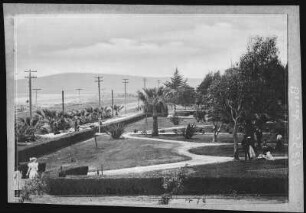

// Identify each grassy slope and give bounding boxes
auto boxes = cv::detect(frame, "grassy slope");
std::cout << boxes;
[107,159,288,179]
[189,144,288,158]
[39,134,190,174]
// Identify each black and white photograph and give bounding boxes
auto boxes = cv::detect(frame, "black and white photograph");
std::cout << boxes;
[3,4,303,212]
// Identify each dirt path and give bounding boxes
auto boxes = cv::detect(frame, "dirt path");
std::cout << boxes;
[94,133,234,176]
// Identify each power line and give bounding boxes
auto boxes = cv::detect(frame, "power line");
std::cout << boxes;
[95,76,103,107]
[122,79,129,114]
[25,70,37,119]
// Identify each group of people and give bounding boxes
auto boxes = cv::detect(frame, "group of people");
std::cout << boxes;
[240,120,283,161]
[13,157,39,197]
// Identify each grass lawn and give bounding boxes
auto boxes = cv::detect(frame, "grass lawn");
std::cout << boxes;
[131,131,280,145]
[38,134,190,175]
[189,144,288,158]
[125,116,199,133]
[108,159,288,179]
[133,133,241,143]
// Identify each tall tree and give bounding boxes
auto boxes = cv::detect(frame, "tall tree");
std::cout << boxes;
[205,72,228,142]
[196,71,220,106]
[207,36,287,159]
[239,36,287,123]
[138,87,166,136]
[164,68,188,112]
[208,68,245,152]
[179,84,196,109]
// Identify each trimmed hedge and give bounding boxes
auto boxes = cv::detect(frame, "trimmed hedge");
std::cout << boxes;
[47,176,288,196]
[18,129,95,163]
[59,166,89,177]
[182,177,288,195]
[48,177,164,195]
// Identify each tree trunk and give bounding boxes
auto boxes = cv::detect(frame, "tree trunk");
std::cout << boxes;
[152,105,159,136]
[233,120,239,160]
[145,107,148,131]
[212,132,217,143]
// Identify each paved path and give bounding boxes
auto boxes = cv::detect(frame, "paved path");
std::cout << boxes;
[89,133,234,176]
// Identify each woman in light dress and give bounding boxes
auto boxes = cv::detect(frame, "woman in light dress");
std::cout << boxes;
[26,157,39,179]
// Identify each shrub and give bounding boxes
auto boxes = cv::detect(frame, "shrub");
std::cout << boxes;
[193,110,206,123]
[19,175,49,203]
[104,123,125,139]
[182,124,197,139]
[159,166,189,205]
[169,115,181,125]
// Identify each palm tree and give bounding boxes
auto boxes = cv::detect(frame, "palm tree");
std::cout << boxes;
[138,87,166,136]
[112,105,124,116]
[15,115,42,142]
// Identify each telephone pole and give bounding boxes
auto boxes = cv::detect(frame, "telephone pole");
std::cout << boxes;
[111,90,114,117]
[62,90,65,113]
[122,79,129,114]
[25,70,37,119]
[143,77,147,89]
[75,88,83,103]
[95,76,103,107]
[32,88,42,108]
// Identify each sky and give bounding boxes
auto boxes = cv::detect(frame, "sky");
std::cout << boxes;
[15,14,287,79]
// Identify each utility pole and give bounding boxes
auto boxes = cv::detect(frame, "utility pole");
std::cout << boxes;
[111,89,114,117]
[143,77,147,89]
[25,70,37,119]
[95,76,103,107]
[75,88,83,103]
[62,90,65,113]
[122,79,129,114]
[32,88,42,108]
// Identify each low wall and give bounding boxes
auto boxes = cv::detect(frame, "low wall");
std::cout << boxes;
[47,176,288,196]
[17,113,145,163]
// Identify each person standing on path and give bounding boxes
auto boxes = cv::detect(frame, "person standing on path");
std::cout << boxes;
[26,157,39,179]
[241,135,250,161]
[255,128,263,149]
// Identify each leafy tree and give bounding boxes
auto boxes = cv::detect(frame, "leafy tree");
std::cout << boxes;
[206,36,287,159]
[196,71,220,106]
[239,36,287,123]
[138,87,166,136]
[179,84,196,109]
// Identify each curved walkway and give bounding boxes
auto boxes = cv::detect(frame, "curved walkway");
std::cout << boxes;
[98,133,234,176]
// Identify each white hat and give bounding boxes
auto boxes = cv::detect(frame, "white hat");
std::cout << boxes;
[29,157,37,162]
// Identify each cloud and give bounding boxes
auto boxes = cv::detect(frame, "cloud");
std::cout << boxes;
[16,14,287,79]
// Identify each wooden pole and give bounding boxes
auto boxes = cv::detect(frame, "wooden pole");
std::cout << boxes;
[62,90,65,113]
[111,90,114,117]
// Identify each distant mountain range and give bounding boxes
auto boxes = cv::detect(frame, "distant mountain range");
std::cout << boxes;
[16,73,203,95]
